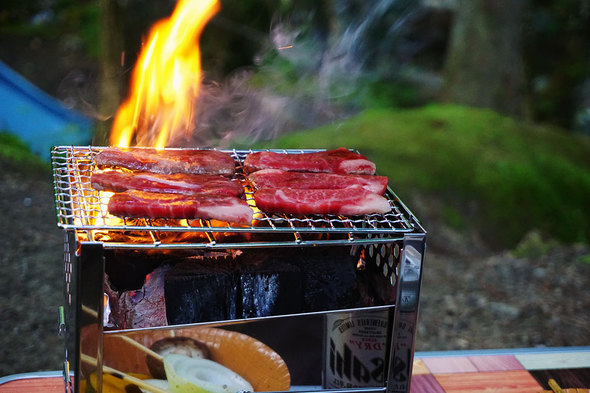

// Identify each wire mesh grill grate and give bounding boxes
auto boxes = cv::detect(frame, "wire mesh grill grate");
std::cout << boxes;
[52,146,421,248]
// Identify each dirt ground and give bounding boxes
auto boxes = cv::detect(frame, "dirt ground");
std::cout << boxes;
[0,163,64,376]
[1,161,589,378]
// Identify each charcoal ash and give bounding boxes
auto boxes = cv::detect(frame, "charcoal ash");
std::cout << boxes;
[105,246,380,329]
[165,255,240,324]
[238,250,303,318]
[164,246,367,324]
[297,247,365,312]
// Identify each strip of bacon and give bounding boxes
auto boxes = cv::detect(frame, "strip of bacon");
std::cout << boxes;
[248,169,388,195]
[95,147,236,176]
[253,187,391,216]
[91,171,243,196]
[243,148,376,175]
[107,190,253,225]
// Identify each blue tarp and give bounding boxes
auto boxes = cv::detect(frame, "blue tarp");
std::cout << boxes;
[0,59,93,160]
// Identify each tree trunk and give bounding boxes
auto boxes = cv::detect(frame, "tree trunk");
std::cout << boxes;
[95,0,126,145]
[441,0,528,118]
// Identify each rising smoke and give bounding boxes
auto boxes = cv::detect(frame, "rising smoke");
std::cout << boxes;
[185,0,421,148]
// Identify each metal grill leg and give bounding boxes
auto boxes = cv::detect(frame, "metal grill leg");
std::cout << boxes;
[386,234,426,393]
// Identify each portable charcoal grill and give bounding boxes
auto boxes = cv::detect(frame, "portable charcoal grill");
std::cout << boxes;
[52,146,426,393]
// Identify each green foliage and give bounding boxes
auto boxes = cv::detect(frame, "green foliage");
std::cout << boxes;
[259,104,590,247]
[0,132,50,176]
[0,0,101,58]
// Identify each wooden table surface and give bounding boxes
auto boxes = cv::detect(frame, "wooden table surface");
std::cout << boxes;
[0,371,65,393]
[1,347,589,393]
[412,347,590,393]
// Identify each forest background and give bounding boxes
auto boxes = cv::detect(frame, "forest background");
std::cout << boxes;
[0,0,589,377]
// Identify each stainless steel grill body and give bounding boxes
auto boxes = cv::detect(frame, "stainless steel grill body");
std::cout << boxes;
[53,146,426,393]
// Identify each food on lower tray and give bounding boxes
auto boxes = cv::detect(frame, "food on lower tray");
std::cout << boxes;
[248,168,389,194]
[99,328,291,392]
[243,147,377,175]
[147,337,211,380]
[88,353,252,393]
[164,354,253,393]
[95,147,236,176]
[253,186,391,216]
[107,190,253,224]
[91,171,244,196]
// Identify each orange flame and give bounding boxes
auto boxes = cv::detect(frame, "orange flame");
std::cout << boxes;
[110,0,220,148]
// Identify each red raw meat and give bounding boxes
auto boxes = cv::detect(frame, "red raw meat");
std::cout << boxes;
[107,190,253,224]
[243,148,377,175]
[91,171,243,196]
[95,147,235,176]
[248,169,388,195]
[253,187,391,216]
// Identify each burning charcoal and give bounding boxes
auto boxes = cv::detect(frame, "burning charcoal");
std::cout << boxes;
[165,257,238,324]
[238,251,303,318]
[299,247,364,312]
[106,264,170,329]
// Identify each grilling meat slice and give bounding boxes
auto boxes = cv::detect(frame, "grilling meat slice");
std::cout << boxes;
[95,147,236,176]
[253,187,391,216]
[243,148,377,175]
[248,169,388,195]
[108,190,253,224]
[91,171,243,196]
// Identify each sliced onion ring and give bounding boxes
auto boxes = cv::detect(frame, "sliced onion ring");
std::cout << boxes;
[164,354,253,393]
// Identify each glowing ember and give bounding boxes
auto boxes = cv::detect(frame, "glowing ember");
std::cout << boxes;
[110,0,220,148]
